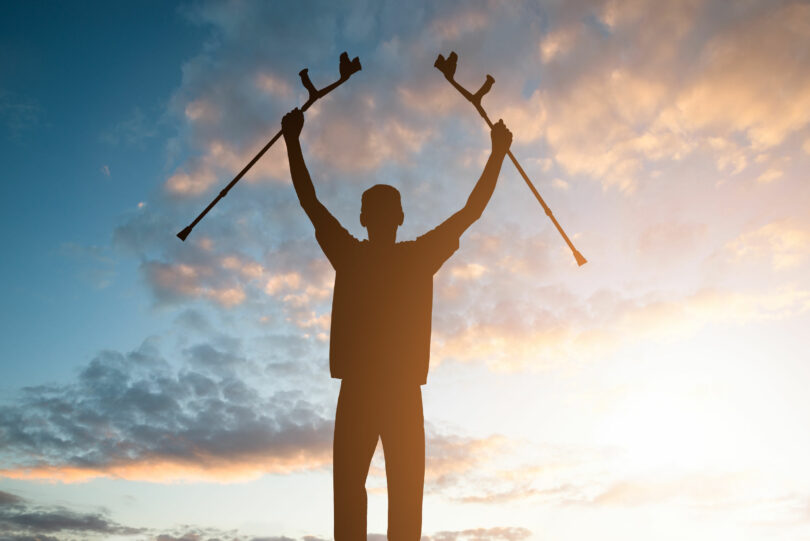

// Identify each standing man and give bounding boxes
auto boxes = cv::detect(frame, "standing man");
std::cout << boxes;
[282,107,512,540]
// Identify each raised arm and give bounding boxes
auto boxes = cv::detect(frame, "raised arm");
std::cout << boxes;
[282,108,335,226]
[282,108,357,269]
[440,119,513,237]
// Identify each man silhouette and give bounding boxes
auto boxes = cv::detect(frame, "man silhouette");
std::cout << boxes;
[282,107,512,541]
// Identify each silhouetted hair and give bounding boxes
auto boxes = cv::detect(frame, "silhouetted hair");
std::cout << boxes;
[361,184,402,217]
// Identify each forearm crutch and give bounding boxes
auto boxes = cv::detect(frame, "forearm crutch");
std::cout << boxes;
[434,52,586,266]
[177,52,362,241]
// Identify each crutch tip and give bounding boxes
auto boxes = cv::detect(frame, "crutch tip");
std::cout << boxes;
[574,251,587,266]
[177,226,192,242]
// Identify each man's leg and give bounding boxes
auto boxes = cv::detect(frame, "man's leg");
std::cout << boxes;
[333,380,380,541]
[380,385,425,541]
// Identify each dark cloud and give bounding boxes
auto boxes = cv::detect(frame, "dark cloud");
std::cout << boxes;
[0,490,142,539]
[0,535,60,541]
[0,491,22,505]
[154,530,324,541]
[0,494,325,540]
[148,525,532,541]
[153,527,243,541]
[174,308,216,334]
[0,338,333,481]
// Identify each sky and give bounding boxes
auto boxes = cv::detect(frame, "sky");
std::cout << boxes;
[1,0,810,539]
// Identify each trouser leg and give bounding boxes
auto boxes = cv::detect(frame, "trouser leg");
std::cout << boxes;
[333,381,380,541]
[381,386,425,541]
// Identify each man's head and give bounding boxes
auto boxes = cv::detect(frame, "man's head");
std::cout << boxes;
[360,184,404,242]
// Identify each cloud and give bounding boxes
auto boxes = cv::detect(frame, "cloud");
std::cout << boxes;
[0,340,334,482]
[144,260,248,307]
[417,433,625,506]
[415,431,810,522]
[303,95,433,173]
[516,0,810,191]
[159,0,554,202]
[432,280,810,370]
[153,526,532,541]
[103,0,810,396]
[8,2,810,540]
[449,262,488,280]
[139,248,335,333]
[184,98,222,124]
[756,167,783,184]
[1,489,529,541]
[424,431,508,490]
[720,220,810,270]
[254,72,294,100]
[430,7,490,41]
[670,2,810,150]
[423,527,532,541]
[540,26,578,63]
[0,490,142,539]
[165,136,291,197]
[0,327,510,486]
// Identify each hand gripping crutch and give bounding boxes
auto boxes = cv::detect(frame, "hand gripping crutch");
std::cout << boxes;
[434,52,586,266]
[176,52,362,241]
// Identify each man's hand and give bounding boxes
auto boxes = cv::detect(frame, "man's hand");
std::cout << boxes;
[491,119,512,156]
[282,108,304,141]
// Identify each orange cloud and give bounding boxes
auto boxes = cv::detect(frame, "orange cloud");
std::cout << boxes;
[0,452,331,484]
[165,137,290,197]
[540,27,578,63]
[254,72,294,98]
[722,220,810,270]
[432,285,810,371]
[449,262,488,280]
[672,3,810,150]
[264,271,303,294]
[518,1,810,192]
[184,98,220,123]
[145,261,246,307]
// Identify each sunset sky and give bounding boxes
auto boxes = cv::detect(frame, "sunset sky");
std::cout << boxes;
[2,1,810,539]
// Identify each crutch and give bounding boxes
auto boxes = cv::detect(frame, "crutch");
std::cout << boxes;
[176,52,362,241]
[434,52,586,266]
